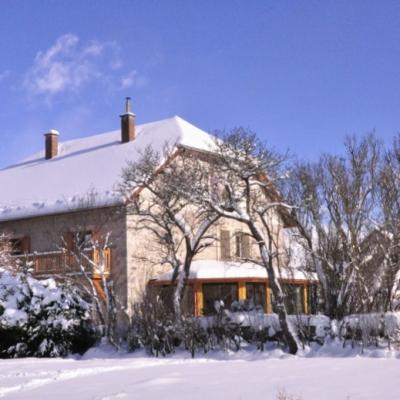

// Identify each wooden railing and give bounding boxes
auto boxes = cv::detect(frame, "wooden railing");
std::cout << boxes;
[11,248,111,277]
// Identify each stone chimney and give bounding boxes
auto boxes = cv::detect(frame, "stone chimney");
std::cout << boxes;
[44,129,59,160]
[120,97,136,143]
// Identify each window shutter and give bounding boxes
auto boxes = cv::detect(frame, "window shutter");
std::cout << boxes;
[20,236,31,254]
[242,233,250,259]
[235,234,242,257]
[63,232,74,251]
[91,229,99,246]
[220,230,231,260]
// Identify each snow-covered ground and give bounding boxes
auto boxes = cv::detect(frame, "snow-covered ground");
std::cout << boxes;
[0,346,399,400]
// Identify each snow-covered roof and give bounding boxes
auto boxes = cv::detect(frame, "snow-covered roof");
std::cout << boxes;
[0,116,215,221]
[152,260,318,282]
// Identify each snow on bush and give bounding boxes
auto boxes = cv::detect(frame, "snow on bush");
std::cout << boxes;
[340,312,400,348]
[129,295,331,357]
[0,268,98,358]
[200,309,331,348]
[129,293,400,357]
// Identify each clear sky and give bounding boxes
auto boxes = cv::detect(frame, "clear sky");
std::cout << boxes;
[1,0,400,168]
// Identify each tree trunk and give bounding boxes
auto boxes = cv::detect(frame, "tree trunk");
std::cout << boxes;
[264,248,298,354]
[249,224,299,354]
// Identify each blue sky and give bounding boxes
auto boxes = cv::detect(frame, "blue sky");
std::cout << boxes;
[1,0,400,168]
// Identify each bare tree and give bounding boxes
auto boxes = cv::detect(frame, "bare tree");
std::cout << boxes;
[53,194,127,348]
[374,134,400,311]
[188,128,299,354]
[288,134,383,319]
[59,230,123,348]
[120,145,219,318]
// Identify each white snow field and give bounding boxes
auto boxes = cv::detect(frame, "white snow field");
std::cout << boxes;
[0,348,399,400]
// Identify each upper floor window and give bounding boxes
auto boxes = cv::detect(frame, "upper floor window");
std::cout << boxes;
[235,232,250,259]
[63,230,93,251]
[77,230,93,249]
[9,238,23,255]
[220,230,251,261]
[8,236,30,255]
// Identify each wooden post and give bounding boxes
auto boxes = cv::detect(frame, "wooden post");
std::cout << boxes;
[194,282,203,317]
[92,249,99,265]
[238,281,246,301]
[265,283,272,313]
[105,248,111,274]
[303,285,309,315]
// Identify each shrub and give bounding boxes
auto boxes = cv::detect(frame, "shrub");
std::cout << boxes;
[0,268,98,357]
[129,292,179,356]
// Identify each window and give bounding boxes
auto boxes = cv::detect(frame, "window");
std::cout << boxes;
[64,230,94,251]
[220,230,231,260]
[9,238,23,255]
[77,230,93,249]
[157,285,195,316]
[203,283,238,315]
[308,284,319,314]
[235,232,250,259]
[282,284,304,314]
[9,237,30,255]
[246,283,266,310]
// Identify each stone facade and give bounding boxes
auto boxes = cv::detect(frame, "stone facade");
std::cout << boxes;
[0,207,128,309]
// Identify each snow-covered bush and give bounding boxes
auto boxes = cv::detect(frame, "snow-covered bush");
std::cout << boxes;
[339,312,400,349]
[0,268,98,358]
[180,317,210,357]
[200,309,331,349]
[129,292,179,356]
[129,295,332,357]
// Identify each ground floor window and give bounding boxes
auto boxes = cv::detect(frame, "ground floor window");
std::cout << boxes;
[282,284,305,314]
[246,283,266,311]
[308,284,319,314]
[202,283,238,315]
[155,285,195,316]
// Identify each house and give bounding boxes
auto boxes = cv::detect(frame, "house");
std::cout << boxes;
[0,98,317,323]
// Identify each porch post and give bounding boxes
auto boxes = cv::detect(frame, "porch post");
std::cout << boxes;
[238,281,246,302]
[265,283,272,313]
[194,282,203,317]
[303,284,309,315]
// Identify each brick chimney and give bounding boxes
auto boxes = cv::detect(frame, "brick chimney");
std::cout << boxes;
[44,129,59,160]
[120,97,136,143]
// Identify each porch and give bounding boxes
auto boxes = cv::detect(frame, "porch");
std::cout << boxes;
[149,260,318,317]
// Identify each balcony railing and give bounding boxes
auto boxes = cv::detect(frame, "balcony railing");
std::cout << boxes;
[11,248,111,277]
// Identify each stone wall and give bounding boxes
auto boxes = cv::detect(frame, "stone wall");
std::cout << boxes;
[0,206,129,309]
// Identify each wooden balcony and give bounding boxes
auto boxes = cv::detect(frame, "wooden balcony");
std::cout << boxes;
[11,248,111,277]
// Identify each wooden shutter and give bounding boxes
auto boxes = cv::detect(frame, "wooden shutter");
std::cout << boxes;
[242,233,250,259]
[91,229,100,246]
[63,232,74,251]
[220,230,231,260]
[20,236,31,254]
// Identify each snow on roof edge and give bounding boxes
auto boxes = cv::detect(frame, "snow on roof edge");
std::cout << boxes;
[152,260,318,282]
